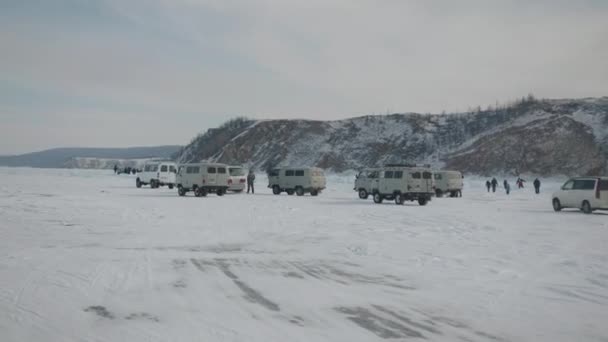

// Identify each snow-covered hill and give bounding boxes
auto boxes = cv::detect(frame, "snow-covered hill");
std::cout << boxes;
[176,97,608,176]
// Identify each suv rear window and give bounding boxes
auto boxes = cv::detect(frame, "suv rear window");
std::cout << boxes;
[160,165,168,172]
[411,172,421,179]
[218,167,226,174]
[208,167,216,174]
[573,179,596,190]
[295,170,305,176]
[285,170,295,176]
[423,172,432,179]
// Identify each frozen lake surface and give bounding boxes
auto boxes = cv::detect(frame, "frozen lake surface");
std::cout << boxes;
[1,168,607,342]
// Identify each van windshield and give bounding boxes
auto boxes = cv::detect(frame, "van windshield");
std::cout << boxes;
[229,168,245,176]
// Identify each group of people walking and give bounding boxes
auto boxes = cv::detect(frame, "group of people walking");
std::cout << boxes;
[485,177,541,195]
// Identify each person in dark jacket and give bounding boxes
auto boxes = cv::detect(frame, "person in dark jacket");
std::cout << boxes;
[505,180,511,195]
[247,169,255,194]
[114,164,118,174]
[486,180,491,192]
[491,178,498,193]
[533,178,541,194]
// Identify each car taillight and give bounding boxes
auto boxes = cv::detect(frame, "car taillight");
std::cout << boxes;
[228,179,233,185]
[240,179,246,183]
[596,178,601,199]
[202,179,206,184]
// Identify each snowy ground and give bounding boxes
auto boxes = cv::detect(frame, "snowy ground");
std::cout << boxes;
[1,168,607,342]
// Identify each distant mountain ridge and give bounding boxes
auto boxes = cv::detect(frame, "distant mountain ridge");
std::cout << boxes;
[0,146,182,169]
[176,97,608,176]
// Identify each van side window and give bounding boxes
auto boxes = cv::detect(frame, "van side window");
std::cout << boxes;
[193,167,200,173]
[393,171,403,179]
[600,180,608,191]
[160,165,168,172]
[269,169,279,177]
[186,166,192,174]
[412,172,421,179]
[573,180,595,190]
[385,171,394,179]
[208,167,216,174]
[562,180,574,190]
[423,172,432,179]
[218,167,226,174]
[434,174,442,180]
[295,170,304,176]
[152,165,158,172]
[169,166,176,173]
[285,170,295,176]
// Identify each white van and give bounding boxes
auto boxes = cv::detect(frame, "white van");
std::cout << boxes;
[433,170,463,197]
[136,162,176,189]
[373,166,434,205]
[227,166,247,192]
[176,163,230,197]
[354,168,380,199]
[268,167,326,196]
[552,177,608,214]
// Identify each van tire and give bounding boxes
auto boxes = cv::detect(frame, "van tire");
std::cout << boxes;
[358,189,368,199]
[418,197,428,206]
[311,189,319,196]
[552,198,562,212]
[286,189,294,195]
[582,201,592,214]
[150,180,156,188]
[217,189,225,196]
[395,195,404,205]
[295,187,304,196]
[200,188,208,197]
[272,185,281,195]
[373,193,383,204]
[178,186,186,197]
[168,184,174,189]
[136,178,142,188]
[435,189,443,198]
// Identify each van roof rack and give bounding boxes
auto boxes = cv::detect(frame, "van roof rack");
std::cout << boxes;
[384,163,431,168]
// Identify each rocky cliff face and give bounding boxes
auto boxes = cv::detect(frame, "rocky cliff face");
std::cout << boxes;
[176,97,608,176]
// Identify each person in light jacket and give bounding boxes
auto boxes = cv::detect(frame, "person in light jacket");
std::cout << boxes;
[247,169,256,194]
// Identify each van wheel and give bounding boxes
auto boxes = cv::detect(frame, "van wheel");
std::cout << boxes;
[582,200,592,214]
[311,189,319,196]
[217,189,225,196]
[418,197,428,206]
[295,187,304,196]
[200,188,208,197]
[358,189,368,199]
[136,178,142,188]
[168,184,174,189]
[178,186,186,197]
[373,193,383,204]
[286,189,294,195]
[552,198,562,212]
[395,195,404,205]
[435,189,443,198]
[272,185,281,195]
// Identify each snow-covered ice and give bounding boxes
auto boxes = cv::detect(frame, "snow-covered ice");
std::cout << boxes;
[1,168,607,342]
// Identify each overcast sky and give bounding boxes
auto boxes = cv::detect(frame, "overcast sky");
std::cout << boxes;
[1,0,607,154]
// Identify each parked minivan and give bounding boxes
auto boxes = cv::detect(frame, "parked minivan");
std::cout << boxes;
[552,177,608,214]
[136,162,176,189]
[433,170,463,197]
[354,168,381,199]
[373,166,434,205]
[228,166,247,192]
[268,167,326,196]
[176,163,230,197]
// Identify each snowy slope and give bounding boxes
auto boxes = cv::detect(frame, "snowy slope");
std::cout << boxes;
[177,97,608,176]
[1,168,607,342]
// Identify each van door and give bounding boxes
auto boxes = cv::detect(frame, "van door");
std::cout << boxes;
[597,179,608,208]
[159,164,169,184]
[573,179,596,207]
[381,170,394,194]
[422,171,433,193]
[207,166,217,186]
[410,171,422,192]
[295,169,305,188]
[284,170,295,189]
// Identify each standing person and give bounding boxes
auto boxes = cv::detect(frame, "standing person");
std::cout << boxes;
[517,177,526,189]
[486,180,491,192]
[505,180,511,195]
[247,169,255,194]
[114,164,118,174]
[491,178,498,193]
[503,179,508,189]
[533,178,541,194]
